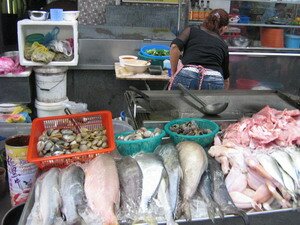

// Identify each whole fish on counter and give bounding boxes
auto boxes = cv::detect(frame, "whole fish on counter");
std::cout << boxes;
[134,153,164,224]
[156,167,178,225]
[60,165,86,225]
[155,144,182,217]
[26,180,43,225]
[198,170,223,222]
[116,156,143,221]
[84,155,120,225]
[26,168,62,225]
[209,158,249,225]
[176,141,208,221]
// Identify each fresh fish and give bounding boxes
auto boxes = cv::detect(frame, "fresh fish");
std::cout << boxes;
[156,168,178,225]
[256,153,285,187]
[39,168,61,225]
[176,141,208,221]
[155,144,182,216]
[209,158,249,225]
[198,170,223,222]
[26,181,43,225]
[278,167,295,195]
[116,156,143,221]
[284,147,300,183]
[134,153,164,213]
[270,150,299,186]
[60,165,86,225]
[84,155,120,225]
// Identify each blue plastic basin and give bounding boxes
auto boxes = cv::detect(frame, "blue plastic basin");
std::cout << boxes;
[140,44,170,60]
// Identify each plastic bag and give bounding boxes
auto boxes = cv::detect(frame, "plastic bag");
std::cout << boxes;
[29,42,55,64]
[53,52,73,62]
[48,40,73,56]
[0,57,15,75]
[61,101,88,114]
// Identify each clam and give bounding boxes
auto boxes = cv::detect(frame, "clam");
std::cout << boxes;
[61,129,74,135]
[44,140,54,151]
[63,134,76,142]
[37,141,45,152]
[80,144,88,151]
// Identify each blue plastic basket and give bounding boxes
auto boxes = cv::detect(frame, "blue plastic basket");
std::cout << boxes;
[115,128,166,156]
[140,45,170,60]
[164,118,219,147]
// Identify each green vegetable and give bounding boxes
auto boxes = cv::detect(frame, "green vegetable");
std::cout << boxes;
[146,49,170,56]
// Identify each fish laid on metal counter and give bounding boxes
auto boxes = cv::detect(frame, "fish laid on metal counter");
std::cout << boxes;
[198,170,223,222]
[270,150,298,186]
[60,165,86,225]
[26,168,62,225]
[116,156,143,222]
[134,152,164,224]
[176,141,208,221]
[26,180,43,225]
[209,157,249,225]
[155,144,182,217]
[157,167,178,225]
[84,155,120,225]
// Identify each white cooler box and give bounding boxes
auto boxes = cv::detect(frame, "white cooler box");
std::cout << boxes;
[17,19,78,66]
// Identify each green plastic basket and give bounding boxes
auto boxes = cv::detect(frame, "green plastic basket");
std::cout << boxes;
[115,128,166,156]
[164,118,219,147]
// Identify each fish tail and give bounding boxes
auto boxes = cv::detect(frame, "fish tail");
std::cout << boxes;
[181,199,192,221]
[235,209,250,225]
[207,201,223,222]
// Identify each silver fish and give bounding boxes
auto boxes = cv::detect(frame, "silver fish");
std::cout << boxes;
[39,168,61,225]
[117,156,143,221]
[26,181,43,225]
[209,158,249,225]
[257,153,284,187]
[60,165,86,225]
[284,147,300,184]
[134,153,164,213]
[270,150,299,187]
[176,141,208,221]
[155,144,182,217]
[278,167,295,195]
[198,170,223,222]
[156,168,178,225]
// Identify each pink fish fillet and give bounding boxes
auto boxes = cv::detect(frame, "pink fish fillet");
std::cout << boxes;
[84,155,120,225]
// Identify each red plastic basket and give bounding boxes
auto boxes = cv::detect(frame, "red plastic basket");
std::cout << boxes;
[28,110,115,169]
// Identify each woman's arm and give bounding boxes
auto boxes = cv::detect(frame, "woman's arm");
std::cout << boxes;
[169,27,191,76]
[170,44,181,75]
[224,78,230,90]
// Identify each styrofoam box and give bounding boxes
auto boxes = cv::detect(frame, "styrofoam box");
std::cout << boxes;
[17,19,78,66]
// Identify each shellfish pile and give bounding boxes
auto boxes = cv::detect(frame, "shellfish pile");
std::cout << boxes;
[170,121,212,136]
[37,127,108,157]
[117,127,161,141]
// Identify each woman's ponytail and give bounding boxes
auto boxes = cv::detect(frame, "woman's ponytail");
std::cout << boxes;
[203,9,229,35]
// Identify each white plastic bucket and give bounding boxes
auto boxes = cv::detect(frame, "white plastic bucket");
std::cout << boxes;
[35,98,69,118]
[34,67,68,103]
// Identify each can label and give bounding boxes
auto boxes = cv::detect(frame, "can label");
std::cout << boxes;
[5,135,38,206]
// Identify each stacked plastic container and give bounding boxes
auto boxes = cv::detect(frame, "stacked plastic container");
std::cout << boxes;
[17,19,79,117]
[33,67,69,117]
